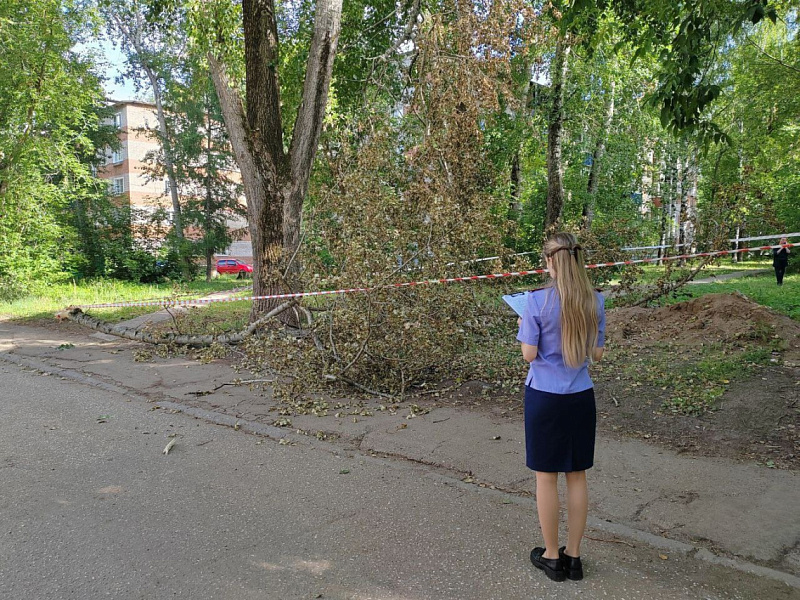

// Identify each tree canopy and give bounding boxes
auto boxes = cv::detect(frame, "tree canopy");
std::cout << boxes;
[0,0,110,298]
[1,0,797,304]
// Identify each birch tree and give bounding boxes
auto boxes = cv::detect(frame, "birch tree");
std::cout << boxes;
[101,0,188,267]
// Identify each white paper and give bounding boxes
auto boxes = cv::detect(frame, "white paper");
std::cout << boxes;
[502,292,529,317]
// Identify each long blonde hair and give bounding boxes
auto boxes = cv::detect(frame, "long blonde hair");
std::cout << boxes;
[544,232,600,368]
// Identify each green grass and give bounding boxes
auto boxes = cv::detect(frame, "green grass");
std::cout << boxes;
[0,277,250,322]
[609,339,777,416]
[606,257,772,286]
[661,270,800,321]
[659,347,774,415]
[149,301,252,335]
[605,264,798,321]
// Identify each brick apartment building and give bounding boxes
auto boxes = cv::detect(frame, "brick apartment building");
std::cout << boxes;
[97,100,252,259]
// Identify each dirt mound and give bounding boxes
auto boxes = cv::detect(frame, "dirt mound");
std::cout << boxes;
[607,293,800,356]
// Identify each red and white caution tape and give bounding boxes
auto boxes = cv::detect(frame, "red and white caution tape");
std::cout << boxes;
[72,243,794,310]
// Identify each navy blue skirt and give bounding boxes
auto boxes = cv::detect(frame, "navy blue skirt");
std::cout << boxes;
[524,386,596,473]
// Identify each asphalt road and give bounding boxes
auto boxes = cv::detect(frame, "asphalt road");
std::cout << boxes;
[0,361,794,600]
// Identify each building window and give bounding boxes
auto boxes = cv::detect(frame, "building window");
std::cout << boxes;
[113,113,122,128]
[112,148,124,164]
[110,177,125,195]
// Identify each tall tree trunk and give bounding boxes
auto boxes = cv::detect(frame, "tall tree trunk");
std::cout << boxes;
[146,68,184,243]
[118,11,185,246]
[678,186,687,265]
[658,205,668,264]
[209,0,343,322]
[205,97,214,282]
[113,10,188,275]
[678,149,694,264]
[509,57,532,219]
[667,164,676,248]
[658,155,674,264]
[544,39,570,232]
[583,78,615,228]
[733,121,744,263]
[509,151,522,216]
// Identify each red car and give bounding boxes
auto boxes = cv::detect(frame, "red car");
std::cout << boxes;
[216,258,253,278]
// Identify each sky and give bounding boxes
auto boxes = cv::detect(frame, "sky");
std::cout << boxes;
[75,38,140,101]
[101,40,140,100]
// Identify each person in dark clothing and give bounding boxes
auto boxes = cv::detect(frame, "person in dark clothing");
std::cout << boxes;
[773,237,790,286]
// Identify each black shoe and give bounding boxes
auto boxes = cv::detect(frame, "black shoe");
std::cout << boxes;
[530,547,565,582]
[559,546,584,580]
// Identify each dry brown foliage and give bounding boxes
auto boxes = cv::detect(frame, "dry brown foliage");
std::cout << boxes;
[241,2,542,396]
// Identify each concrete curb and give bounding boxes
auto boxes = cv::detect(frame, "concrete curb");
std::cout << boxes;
[694,548,800,589]
[2,349,798,590]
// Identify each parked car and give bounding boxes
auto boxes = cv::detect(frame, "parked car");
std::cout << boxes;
[216,258,253,278]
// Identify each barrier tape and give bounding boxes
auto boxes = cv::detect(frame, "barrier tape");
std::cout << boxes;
[72,243,794,310]
[99,284,255,308]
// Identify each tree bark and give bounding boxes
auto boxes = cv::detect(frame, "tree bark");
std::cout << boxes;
[285,0,343,273]
[509,151,522,216]
[658,155,673,263]
[733,120,744,263]
[678,153,689,264]
[205,96,214,282]
[583,78,615,228]
[666,164,675,248]
[147,68,184,244]
[544,40,570,231]
[60,302,296,347]
[208,0,343,322]
[544,39,570,232]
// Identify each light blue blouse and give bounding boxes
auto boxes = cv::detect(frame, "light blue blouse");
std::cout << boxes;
[516,288,606,394]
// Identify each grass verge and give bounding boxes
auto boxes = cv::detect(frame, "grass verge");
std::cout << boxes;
[598,336,780,416]
[0,277,250,323]
[605,257,772,286]
[145,301,252,336]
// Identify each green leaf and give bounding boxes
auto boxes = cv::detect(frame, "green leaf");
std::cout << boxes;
[660,106,672,128]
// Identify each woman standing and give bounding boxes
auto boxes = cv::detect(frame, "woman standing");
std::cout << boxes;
[773,237,790,286]
[517,232,606,582]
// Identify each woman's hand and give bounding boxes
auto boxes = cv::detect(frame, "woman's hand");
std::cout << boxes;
[517,317,522,328]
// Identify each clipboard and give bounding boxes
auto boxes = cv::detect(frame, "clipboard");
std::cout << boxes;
[502,292,529,317]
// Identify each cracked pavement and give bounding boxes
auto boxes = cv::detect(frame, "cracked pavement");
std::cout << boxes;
[1,318,799,595]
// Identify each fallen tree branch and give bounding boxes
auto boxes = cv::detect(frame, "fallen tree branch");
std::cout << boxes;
[411,383,459,396]
[186,378,276,397]
[56,300,297,348]
[627,257,714,307]
[338,298,372,378]
[324,373,395,399]
[165,307,182,334]
[163,438,176,455]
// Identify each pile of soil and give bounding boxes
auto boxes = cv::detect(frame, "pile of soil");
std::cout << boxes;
[596,293,799,468]
[607,292,800,361]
